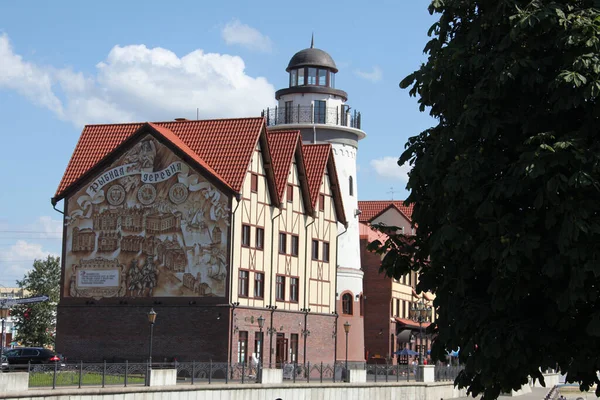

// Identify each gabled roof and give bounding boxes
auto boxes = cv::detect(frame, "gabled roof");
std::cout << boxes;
[303,144,346,226]
[53,117,265,203]
[266,130,301,200]
[358,201,414,223]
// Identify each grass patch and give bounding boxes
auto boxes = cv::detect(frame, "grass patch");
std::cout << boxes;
[29,371,145,387]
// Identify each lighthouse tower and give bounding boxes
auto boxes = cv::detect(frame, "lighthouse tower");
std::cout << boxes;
[264,38,366,364]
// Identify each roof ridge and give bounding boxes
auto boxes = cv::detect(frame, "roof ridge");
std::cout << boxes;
[83,116,264,128]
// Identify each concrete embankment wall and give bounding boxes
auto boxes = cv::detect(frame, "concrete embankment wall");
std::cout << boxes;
[0,382,467,400]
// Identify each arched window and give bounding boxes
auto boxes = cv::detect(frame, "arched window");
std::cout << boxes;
[349,176,354,196]
[342,293,353,315]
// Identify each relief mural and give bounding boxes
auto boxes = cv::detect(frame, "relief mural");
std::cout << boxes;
[64,135,230,299]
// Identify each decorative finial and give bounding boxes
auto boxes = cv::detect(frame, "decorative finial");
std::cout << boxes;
[311,33,314,48]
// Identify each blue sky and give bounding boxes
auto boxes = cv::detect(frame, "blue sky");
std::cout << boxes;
[0,0,437,285]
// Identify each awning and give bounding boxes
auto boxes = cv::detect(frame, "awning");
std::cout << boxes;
[396,329,413,343]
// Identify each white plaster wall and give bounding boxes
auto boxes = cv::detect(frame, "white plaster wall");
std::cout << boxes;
[278,93,345,109]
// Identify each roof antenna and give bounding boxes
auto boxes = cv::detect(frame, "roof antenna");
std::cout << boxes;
[310,32,314,48]
[387,187,396,201]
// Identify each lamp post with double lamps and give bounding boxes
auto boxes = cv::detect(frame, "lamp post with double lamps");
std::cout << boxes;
[409,299,432,365]
[257,315,265,381]
[146,309,157,386]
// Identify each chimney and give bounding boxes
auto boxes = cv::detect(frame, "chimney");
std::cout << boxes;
[174,118,187,121]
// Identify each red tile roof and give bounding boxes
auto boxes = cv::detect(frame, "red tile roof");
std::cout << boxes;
[358,201,414,223]
[302,144,331,210]
[266,131,301,201]
[54,118,265,201]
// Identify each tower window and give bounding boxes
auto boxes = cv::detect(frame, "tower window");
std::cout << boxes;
[318,69,327,86]
[314,100,326,124]
[308,68,317,85]
[342,293,353,315]
[290,69,297,86]
[349,176,354,196]
[298,68,305,85]
[330,72,335,88]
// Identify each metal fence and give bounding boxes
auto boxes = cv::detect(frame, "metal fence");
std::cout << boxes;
[262,106,362,130]
[10,361,463,389]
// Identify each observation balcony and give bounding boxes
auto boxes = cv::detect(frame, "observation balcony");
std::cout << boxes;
[262,105,362,130]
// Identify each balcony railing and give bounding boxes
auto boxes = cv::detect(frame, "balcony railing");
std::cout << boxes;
[262,105,362,130]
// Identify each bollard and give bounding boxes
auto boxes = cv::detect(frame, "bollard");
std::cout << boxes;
[79,361,83,388]
[102,360,106,388]
[124,360,128,387]
[192,361,195,385]
[52,359,57,389]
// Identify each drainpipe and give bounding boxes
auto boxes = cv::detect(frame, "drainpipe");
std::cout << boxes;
[268,206,283,365]
[228,193,242,366]
[334,223,348,363]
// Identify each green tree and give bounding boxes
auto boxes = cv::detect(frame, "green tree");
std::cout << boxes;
[12,256,60,348]
[370,1,600,398]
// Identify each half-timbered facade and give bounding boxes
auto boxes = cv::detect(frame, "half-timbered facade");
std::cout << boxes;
[52,117,345,365]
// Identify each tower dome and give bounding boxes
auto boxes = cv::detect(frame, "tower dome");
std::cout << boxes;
[286,47,338,73]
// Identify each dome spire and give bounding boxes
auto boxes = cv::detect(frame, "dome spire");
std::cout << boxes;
[310,33,314,48]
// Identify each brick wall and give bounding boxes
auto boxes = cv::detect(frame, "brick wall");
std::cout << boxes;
[360,238,393,363]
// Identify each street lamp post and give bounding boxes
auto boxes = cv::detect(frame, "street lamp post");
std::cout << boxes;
[409,298,432,365]
[0,307,8,374]
[147,309,157,386]
[257,315,265,382]
[343,321,351,381]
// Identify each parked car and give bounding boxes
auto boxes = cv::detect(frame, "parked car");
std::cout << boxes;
[3,348,65,368]
[1,354,8,371]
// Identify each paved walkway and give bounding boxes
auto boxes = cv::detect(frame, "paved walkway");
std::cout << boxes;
[456,386,551,400]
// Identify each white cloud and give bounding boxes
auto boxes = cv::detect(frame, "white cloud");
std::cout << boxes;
[370,157,412,182]
[221,19,273,53]
[0,33,276,126]
[355,66,383,83]
[0,216,62,286]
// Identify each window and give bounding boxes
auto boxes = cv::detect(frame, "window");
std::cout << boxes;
[254,272,264,298]
[279,233,287,254]
[308,67,317,85]
[255,331,263,361]
[323,242,330,263]
[276,275,285,301]
[314,100,326,124]
[285,101,293,123]
[239,270,249,297]
[251,173,258,192]
[360,295,364,317]
[242,225,251,247]
[290,277,299,303]
[291,235,299,257]
[287,184,294,202]
[318,69,328,86]
[330,72,335,88]
[312,240,319,260]
[290,334,299,363]
[396,299,400,317]
[238,331,248,363]
[298,68,305,85]
[290,70,297,87]
[256,227,264,250]
[319,194,325,211]
[342,293,353,315]
[349,176,354,196]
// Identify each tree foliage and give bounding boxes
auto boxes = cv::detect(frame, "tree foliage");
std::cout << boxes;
[370,1,600,398]
[12,256,60,348]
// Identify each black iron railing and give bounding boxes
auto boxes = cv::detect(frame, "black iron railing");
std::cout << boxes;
[262,105,362,129]
[18,360,459,389]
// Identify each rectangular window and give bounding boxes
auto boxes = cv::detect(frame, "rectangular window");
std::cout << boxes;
[290,277,299,303]
[279,233,287,254]
[298,68,305,85]
[256,227,264,250]
[312,240,319,260]
[396,299,400,317]
[318,69,327,86]
[330,72,335,88]
[308,67,317,85]
[251,173,258,192]
[276,275,285,301]
[238,270,249,297]
[290,70,297,86]
[285,101,293,123]
[242,225,251,247]
[314,100,326,124]
[319,194,325,211]
[323,242,330,263]
[255,331,263,361]
[238,331,248,363]
[291,235,299,257]
[290,334,299,363]
[254,272,264,298]
[287,184,294,202]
